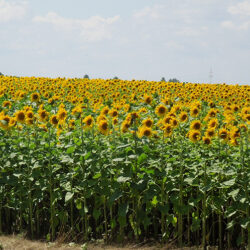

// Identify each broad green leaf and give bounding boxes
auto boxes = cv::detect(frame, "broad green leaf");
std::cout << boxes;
[65,192,74,203]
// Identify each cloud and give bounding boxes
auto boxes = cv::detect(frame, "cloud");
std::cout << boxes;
[0,0,27,22]
[133,5,164,19]
[33,12,120,41]
[221,20,250,30]
[228,1,250,16]
[221,1,250,31]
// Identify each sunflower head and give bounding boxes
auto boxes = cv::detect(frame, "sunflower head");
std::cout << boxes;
[112,117,118,125]
[2,101,11,108]
[138,126,152,138]
[142,118,153,128]
[208,118,219,129]
[0,115,11,129]
[155,104,167,117]
[26,111,34,119]
[26,118,34,126]
[109,109,118,117]
[190,106,199,117]
[189,130,201,143]
[171,118,178,128]
[205,128,216,138]
[121,120,130,133]
[203,136,212,145]
[144,95,152,105]
[98,120,109,135]
[50,115,59,127]
[57,109,67,121]
[38,109,49,121]
[163,124,172,137]
[15,110,26,123]
[179,111,188,122]
[83,115,94,128]
[190,120,202,130]
[219,128,228,140]
[31,92,40,102]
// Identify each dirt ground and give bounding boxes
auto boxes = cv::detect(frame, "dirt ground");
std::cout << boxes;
[0,235,216,250]
[0,235,162,250]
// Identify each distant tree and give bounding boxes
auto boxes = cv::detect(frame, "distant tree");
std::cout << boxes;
[0,72,3,76]
[113,76,119,79]
[168,78,180,83]
[161,77,166,82]
[83,74,89,79]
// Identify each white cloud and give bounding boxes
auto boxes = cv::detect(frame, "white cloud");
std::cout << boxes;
[228,1,250,16]
[221,20,250,30]
[0,0,27,22]
[33,12,120,41]
[133,5,164,19]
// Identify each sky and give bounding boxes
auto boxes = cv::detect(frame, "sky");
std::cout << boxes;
[0,0,250,84]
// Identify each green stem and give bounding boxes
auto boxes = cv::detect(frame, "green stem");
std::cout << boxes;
[48,127,55,241]
[84,197,88,241]
[36,207,40,237]
[178,164,183,247]
[28,183,34,239]
[202,161,207,248]
[104,197,108,242]
[0,197,2,234]
[219,208,223,249]
[161,180,165,242]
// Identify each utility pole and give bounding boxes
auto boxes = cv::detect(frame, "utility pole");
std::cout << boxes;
[209,68,213,84]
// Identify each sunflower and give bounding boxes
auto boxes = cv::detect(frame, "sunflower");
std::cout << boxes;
[2,101,11,108]
[162,97,170,105]
[0,115,11,130]
[190,106,199,117]
[57,109,67,121]
[155,104,168,117]
[163,124,172,137]
[144,95,152,104]
[98,120,109,135]
[121,120,130,133]
[26,110,34,119]
[83,115,94,128]
[205,128,216,138]
[15,110,26,123]
[101,106,109,116]
[207,109,217,118]
[38,109,49,121]
[190,120,202,130]
[31,92,40,102]
[179,111,188,122]
[203,136,211,145]
[109,109,118,117]
[189,130,201,142]
[71,105,82,117]
[112,117,118,125]
[208,118,219,129]
[50,115,59,126]
[9,118,16,127]
[219,128,228,140]
[142,118,153,128]
[138,126,152,138]
[171,118,178,128]
[230,127,240,139]
[26,118,34,126]
[162,115,172,125]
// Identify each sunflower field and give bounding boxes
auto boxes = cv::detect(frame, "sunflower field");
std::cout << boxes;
[0,76,249,248]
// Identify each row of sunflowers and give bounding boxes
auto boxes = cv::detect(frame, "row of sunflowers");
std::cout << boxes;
[0,76,249,248]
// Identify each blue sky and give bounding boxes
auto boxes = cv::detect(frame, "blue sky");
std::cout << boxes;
[0,0,250,84]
